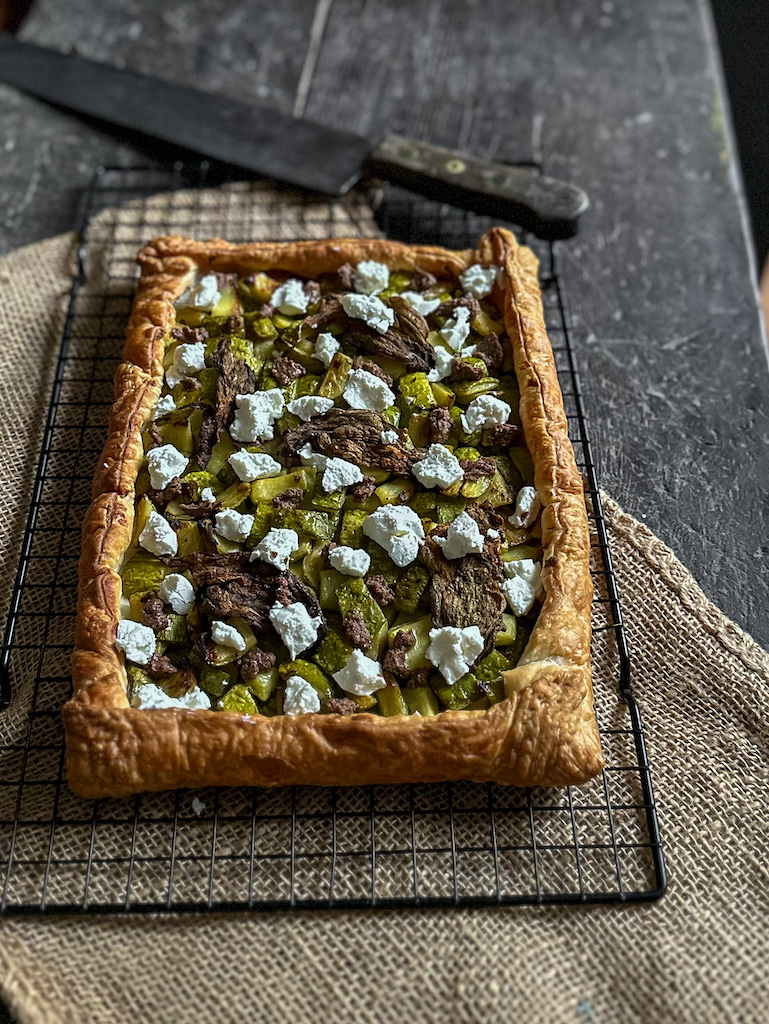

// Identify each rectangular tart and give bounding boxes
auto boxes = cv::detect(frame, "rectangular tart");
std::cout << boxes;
[64,228,603,798]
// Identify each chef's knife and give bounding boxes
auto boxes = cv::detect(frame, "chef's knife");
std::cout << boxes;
[0,33,588,239]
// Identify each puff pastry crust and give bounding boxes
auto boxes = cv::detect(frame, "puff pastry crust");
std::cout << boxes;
[64,228,603,797]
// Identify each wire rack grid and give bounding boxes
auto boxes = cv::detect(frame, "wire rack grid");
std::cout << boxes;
[0,164,666,914]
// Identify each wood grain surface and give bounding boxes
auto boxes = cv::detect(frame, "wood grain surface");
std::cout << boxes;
[0,0,766,656]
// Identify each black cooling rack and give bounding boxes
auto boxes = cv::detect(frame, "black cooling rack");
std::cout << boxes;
[0,164,666,913]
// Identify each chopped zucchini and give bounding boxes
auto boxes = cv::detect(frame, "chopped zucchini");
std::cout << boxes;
[432,671,480,711]
[121,551,168,597]
[377,681,408,716]
[375,477,416,505]
[452,376,500,405]
[394,565,429,614]
[279,660,334,704]
[337,578,388,656]
[386,615,432,671]
[198,664,234,699]
[217,684,258,714]
[313,628,355,675]
[318,352,353,399]
[339,508,369,548]
[398,372,436,412]
[273,508,338,542]
[251,467,315,502]
[245,667,278,702]
[206,432,238,478]
[403,686,440,717]
[318,569,346,611]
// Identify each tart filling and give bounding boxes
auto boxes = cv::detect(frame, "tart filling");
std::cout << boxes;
[119,260,546,717]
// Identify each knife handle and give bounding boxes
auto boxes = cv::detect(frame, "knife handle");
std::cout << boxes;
[365,135,588,240]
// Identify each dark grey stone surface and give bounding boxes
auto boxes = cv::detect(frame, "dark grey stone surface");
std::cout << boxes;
[0,0,766,656]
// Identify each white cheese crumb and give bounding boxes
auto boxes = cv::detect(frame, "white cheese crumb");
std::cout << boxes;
[151,394,176,420]
[486,528,500,539]
[283,675,321,715]
[353,260,390,295]
[433,511,484,559]
[271,279,309,315]
[459,263,501,299]
[426,625,484,686]
[201,487,216,503]
[508,486,541,528]
[401,290,441,315]
[139,510,178,557]
[183,273,221,311]
[427,345,455,382]
[298,442,327,471]
[328,545,371,577]
[269,602,323,659]
[175,342,206,375]
[381,429,400,444]
[211,620,247,651]
[340,293,395,335]
[362,505,424,567]
[411,443,464,489]
[502,559,544,616]
[146,443,188,490]
[314,332,340,367]
[439,306,471,351]
[343,368,395,411]
[249,527,299,571]
[158,573,195,614]
[131,683,211,710]
[321,456,364,493]
[215,508,254,543]
[227,450,282,483]
[230,389,285,442]
[115,619,156,665]
[333,650,387,696]
[460,394,512,434]
[286,396,335,421]
[191,796,207,816]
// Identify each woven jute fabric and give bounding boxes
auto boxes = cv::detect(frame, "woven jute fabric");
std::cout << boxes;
[0,187,768,1024]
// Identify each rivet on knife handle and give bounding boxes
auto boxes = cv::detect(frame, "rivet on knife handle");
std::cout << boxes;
[365,135,589,240]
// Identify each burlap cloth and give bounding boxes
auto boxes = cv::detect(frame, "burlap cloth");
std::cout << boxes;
[0,185,767,1024]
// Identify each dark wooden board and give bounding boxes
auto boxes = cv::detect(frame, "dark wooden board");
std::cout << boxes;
[0,0,766,652]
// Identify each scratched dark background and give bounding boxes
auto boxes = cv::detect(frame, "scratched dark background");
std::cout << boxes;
[0,0,768,1020]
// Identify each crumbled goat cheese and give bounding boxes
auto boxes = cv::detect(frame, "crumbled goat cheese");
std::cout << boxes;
[401,290,441,315]
[228,450,282,483]
[433,511,485,559]
[283,675,322,715]
[131,684,211,710]
[146,443,188,490]
[151,394,176,420]
[412,444,464,489]
[298,442,327,470]
[502,559,544,616]
[286,396,335,421]
[249,527,299,571]
[426,625,484,686]
[381,429,400,444]
[333,650,387,696]
[363,505,424,567]
[427,345,456,382]
[508,486,541,528]
[183,273,221,310]
[269,602,323,660]
[321,456,364,493]
[328,545,371,577]
[340,293,395,335]
[459,263,501,299]
[191,797,207,816]
[353,260,390,295]
[158,573,195,614]
[314,332,340,367]
[271,279,309,315]
[460,394,512,434]
[211,620,247,651]
[215,508,254,543]
[230,389,285,442]
[201,487,216,503]
[115,619,156,665]
[166,341,207,388]
[343,368,395,412]
[139,510,178,557]
[439,306,471,351]
[486,528,500,539]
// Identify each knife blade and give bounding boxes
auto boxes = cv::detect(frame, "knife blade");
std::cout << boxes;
[0,33,588,238]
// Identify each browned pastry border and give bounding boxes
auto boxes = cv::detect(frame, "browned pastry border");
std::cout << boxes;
[64,228,603,798]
